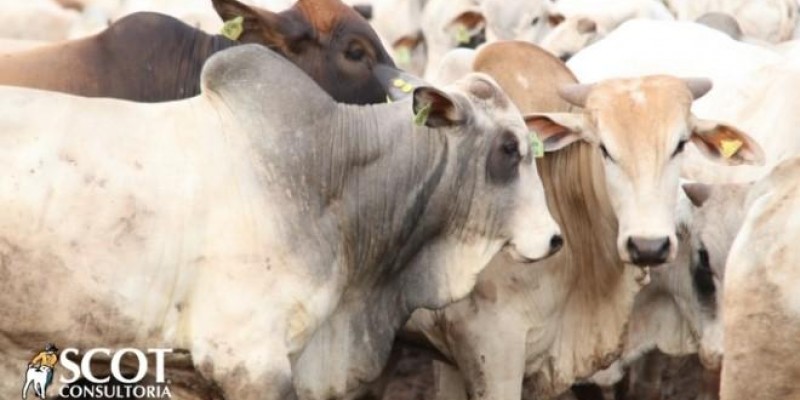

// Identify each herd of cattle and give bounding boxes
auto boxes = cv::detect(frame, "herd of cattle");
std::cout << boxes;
[1,0,799,399]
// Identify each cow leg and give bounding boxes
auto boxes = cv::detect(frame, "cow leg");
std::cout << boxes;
[571,383,606,400]
[448,324,526,400]
[22,377,31,400]
[191,341,297,400]
[432,361,468,400]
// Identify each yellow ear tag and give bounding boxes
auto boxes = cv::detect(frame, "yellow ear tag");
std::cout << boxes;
[414,103,432,126]
[529,132,545,158]
[454,24,470,44]
[221,16,244,40]
[392,78,414,93]
[720,139,743,159]
[395,47,412,65]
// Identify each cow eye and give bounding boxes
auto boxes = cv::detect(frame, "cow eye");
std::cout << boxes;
[345,43,367,61]
[599,144,615,162]
[531,16,541,26]
[671,139,688,158]
[487,132,522,183]
[502,138,520,157]
[693,246,716,301]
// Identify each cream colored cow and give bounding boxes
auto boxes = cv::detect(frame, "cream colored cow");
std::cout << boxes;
[420,0,485,79]
[721,156,800,400]
[539,0,674,61]
[665,0,798,43]
[405,41,763,400]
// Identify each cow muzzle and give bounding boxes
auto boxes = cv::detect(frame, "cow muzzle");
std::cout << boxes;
[623,235,675,267]
[504,233,563,263]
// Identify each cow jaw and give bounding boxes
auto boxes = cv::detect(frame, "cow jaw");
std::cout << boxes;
[505,160,563,263]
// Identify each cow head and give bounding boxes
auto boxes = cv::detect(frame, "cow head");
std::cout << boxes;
[480,0,553,43]
[212,0,395,104]
[527,76,763,267]
[677,181,749,369]
[540,15,601,62]
[404,74,563,306]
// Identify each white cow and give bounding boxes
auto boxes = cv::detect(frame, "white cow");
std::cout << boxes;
[368,0,427,75]
[479,0,553,43]
[721,156,800,400]
[0,0,81,41]
[420,0,484,79]
[665,0,798,43]
[21,366,51,400]
[0,45,563,399]
[539,0,674,61]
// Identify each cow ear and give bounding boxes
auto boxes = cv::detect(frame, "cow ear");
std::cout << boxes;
[683,182,712,207]
[412,87,464,128]
[212,0,302,50]
[445,10,486,45]
[690,118,764,166]
[352,4,372,20]
[524,113,588,152]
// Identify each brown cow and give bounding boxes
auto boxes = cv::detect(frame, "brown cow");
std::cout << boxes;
[0,0,395,104]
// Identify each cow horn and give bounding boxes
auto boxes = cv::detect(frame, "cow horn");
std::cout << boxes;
[558,83,593,108]
[684,78,713,100]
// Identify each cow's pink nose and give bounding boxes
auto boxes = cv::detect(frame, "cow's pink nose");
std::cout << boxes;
[626,236,671,266]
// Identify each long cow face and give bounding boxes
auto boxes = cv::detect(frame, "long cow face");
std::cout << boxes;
[212,0,395,105]
[527,76,764,267]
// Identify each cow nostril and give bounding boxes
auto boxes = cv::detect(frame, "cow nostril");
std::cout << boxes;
[627,236,671,266]
[559,52,573,62]
[550,234,564,252]
[656,238,671,258]
[626,237,639,259]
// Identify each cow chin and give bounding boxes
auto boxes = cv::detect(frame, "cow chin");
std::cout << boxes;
[503,226,562,264]
[503,242,548,263]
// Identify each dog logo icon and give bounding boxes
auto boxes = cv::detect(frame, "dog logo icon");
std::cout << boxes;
[22,343,59,399]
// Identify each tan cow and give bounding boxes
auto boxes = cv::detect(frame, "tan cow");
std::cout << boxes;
[404,41,763,400]
[721,156,800,400]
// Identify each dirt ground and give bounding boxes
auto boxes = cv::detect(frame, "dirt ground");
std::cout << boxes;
[374,349,717,400]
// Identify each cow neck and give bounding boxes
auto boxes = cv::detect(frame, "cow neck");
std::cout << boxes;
[328,101,452,287]
[287,102,456,399]
[538,141,624,296]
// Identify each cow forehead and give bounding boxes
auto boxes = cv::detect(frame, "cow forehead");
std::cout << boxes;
[293,0,363,35]
[586,76,693,153]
